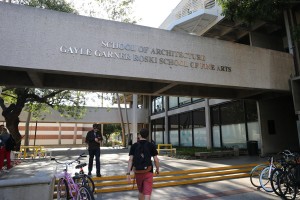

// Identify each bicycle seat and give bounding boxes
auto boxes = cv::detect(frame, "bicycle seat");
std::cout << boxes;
[75,163,87,169]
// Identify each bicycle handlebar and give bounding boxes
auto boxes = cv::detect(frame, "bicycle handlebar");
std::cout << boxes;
[51,153,87,166]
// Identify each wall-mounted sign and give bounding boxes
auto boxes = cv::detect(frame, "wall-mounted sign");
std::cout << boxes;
[59,40,231,73]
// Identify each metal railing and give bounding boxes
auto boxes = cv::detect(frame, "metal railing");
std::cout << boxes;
[160,0,217,29]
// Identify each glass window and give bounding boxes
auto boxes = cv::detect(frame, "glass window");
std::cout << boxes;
[179,97,191,106]
[193,109,206,147]
[211,106,221,147]
[245,100,260,148]
[220,101,246,148]
[151,118,164,144]
[247,122,261,149]
[192,98,204,103]
[221,123,247,148]
[151,96,164,114]
[169,115,179,146]
[245,100,258,122]
[220,101,245,125]
[169,96,178,109]
[179,112,193,146]
[212,126,221,147]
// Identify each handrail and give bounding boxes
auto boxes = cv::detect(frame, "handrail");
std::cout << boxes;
[160,0,217,29]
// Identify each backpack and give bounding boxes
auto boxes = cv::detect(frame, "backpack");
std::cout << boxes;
[5,135,16,151]
[133,141,152,173]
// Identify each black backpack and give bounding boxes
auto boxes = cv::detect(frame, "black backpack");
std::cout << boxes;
[5,135,15,151]
[133,141,152,171]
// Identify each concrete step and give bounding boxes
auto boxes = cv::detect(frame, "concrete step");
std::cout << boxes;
[53,162,260,197]
[92,163,259,193]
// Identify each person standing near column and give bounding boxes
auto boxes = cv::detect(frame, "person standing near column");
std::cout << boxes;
[85,124,103,177]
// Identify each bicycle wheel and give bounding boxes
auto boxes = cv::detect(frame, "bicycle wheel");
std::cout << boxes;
[250,164,268,188]
[278,171,297,200]
[270,168,282,196]
[57,178,69,200]
[74,174,95,193]
[76,185,95,200]
[259,167,274,192]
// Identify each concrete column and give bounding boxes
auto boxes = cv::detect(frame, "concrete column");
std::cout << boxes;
[132,94,138,143]
[205,99,212,149]
[73,123,77,144]
[164,96,169,144]
[58,122,61,145]
[101,124,104,146]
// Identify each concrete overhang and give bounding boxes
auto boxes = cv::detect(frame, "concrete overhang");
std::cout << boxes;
[0,3,294,100]
[167,8,218,35]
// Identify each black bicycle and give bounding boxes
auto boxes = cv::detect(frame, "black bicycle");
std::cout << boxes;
[73,157,95,193]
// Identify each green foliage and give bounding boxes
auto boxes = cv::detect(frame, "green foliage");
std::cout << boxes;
[16,0,77,13]
[217,0,291,24]
[102,140,122,147]
[175,147,233,157]
[0,87,88,120]
[95,0,139,23]
[103,123,122,143]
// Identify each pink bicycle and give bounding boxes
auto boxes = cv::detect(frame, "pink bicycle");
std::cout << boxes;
[52,153,95,200]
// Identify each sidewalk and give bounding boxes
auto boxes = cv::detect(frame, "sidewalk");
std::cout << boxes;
[0,147,278,199]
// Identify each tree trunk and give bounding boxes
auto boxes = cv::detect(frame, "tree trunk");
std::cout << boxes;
[24,111,31,146]
[116,93,125,147]
[5,114,22,151]
[123,94,131,147]
[0,90,27,151]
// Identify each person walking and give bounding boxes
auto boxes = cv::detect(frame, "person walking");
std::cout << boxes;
[126,128,159,200]
[85,124,103,177]
[0,127,12,171]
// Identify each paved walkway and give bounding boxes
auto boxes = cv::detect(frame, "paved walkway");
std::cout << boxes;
[0,147,279,199]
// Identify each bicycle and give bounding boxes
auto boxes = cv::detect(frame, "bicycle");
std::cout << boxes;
[73,161,95,193]
[277,153,300,200]
[270,150,296,197]
[250,163,268,188]
[52,154,95,200]
[260,150,294,193]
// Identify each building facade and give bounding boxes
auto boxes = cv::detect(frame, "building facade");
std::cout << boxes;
[0,2,299,154]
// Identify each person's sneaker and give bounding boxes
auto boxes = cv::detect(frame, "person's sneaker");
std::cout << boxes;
[96,173,101,177]
[88,171,91,176]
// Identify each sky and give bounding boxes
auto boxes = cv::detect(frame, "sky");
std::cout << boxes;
[67,0,181,28]
[133,0,181,28]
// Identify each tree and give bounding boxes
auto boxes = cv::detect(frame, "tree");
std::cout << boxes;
[217,0,288,24]
[12,0,77,13]
[96,0,138,23]
[0,87,87,150]
[217,0,300,39]
[70,0,139,24]
[103,123,122,144]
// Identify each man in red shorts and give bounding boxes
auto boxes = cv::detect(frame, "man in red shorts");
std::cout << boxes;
[126,128,159,200]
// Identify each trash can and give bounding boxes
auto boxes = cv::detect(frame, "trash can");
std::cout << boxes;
[247,141,258,156]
